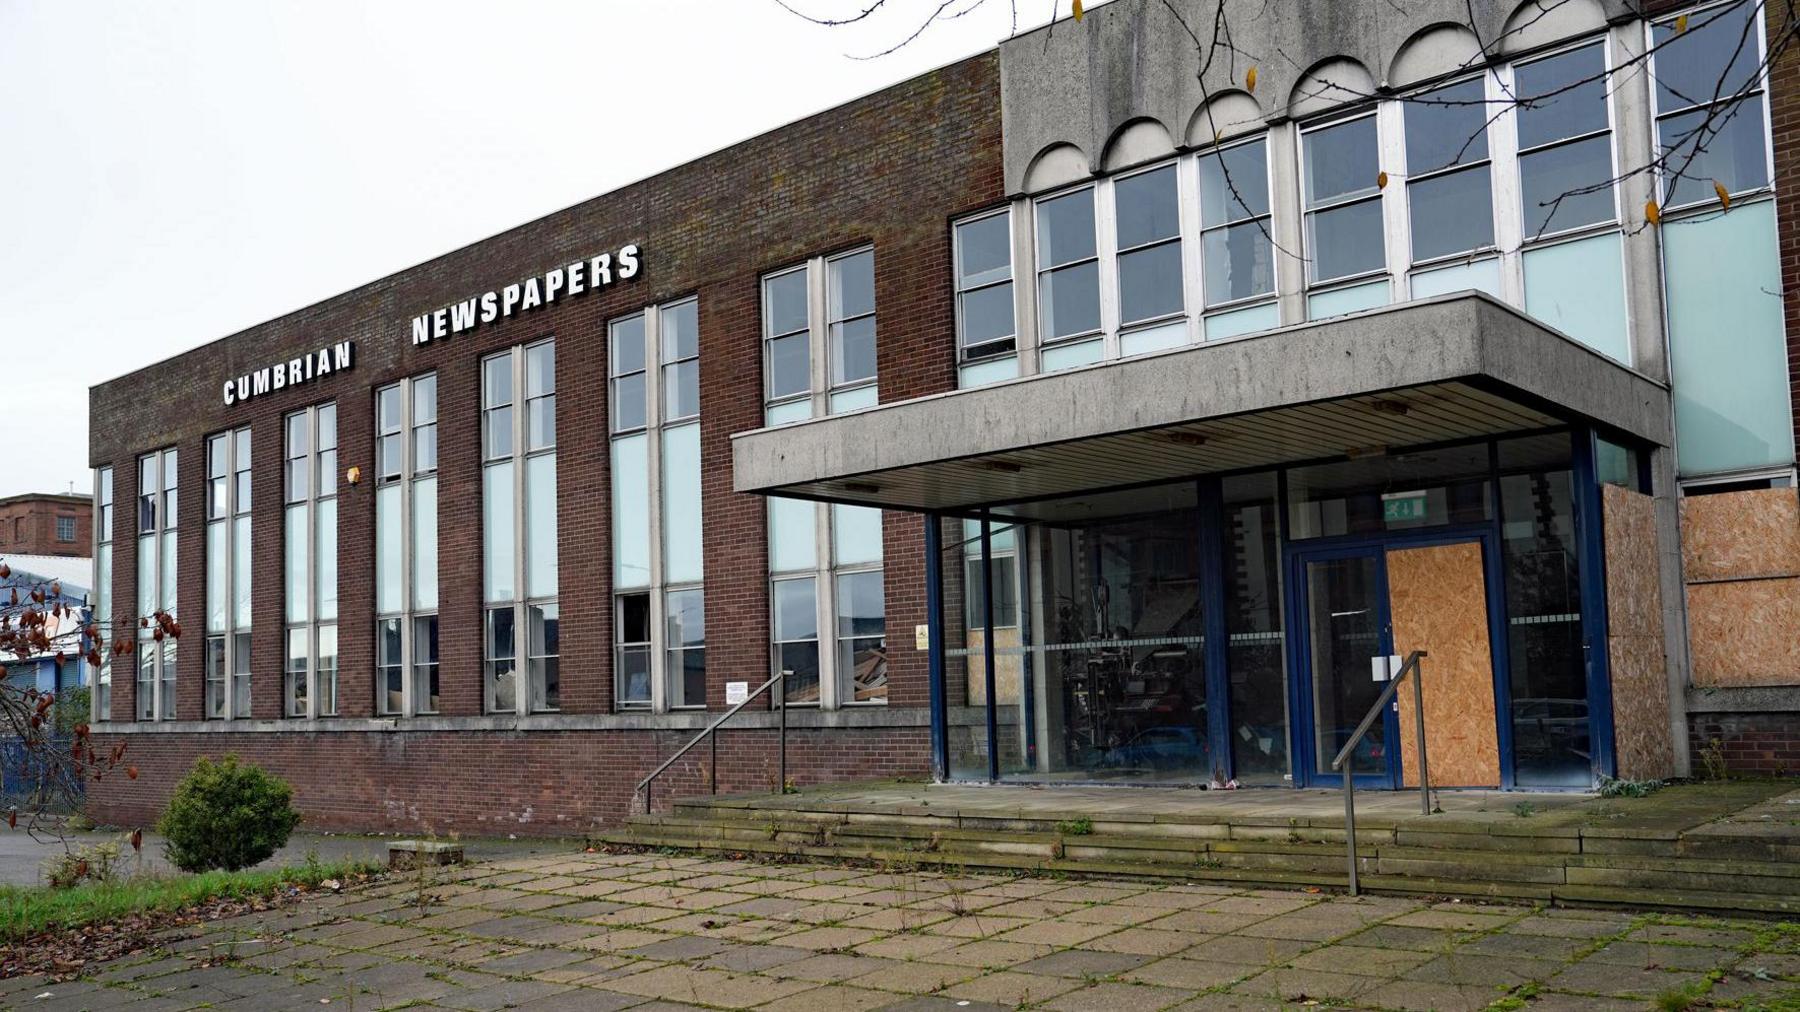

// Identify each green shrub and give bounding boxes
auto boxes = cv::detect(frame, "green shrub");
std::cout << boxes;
[156,755,301,873]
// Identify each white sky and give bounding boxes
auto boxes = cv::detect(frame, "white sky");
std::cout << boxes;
[0,0,1084,500]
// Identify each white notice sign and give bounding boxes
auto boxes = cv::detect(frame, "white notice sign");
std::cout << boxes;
[725,681,749,705]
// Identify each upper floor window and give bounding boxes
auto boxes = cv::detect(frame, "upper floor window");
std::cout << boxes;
[1303,114,1385,290]
[1404,77,1494,263]
[1652,1,1770,210]
[828,250,877,401]
[954,211,1016,363]
[1035,187,1102,346]
[1516,42,1616,238]
[483,341,558,714]
[55,516,75,542]
[135,448,177,721]
[376,373,440,717]
[1198,135,1277,337]
[285,403,338,719]
[763,266,811,422]
[763,250,880,420]
[204,428,252,720]
[93,467,113,721]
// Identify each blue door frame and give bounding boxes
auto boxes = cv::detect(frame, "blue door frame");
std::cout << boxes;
[1282,524,1514,790]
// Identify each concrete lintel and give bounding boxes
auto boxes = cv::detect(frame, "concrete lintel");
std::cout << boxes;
[733,294,1671,506]
[1686,685,1800,715]
[90,706,931,735]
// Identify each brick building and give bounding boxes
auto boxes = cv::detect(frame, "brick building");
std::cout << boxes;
[87,0,1800,834]
[0,493,91,559]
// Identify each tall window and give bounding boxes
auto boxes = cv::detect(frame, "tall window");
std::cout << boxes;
[92,467,113,720]
[1113,163,1186,354]
[55,516,75,542]
[611,298,706,711]
[1403,77,1498,299]
[204,428,252,719]
[954,211,1016,368]
[483,341,558,714]
[1302,112,1388,317]
[376,373,439,716]
[1197,136,1277,338]
[284,403,338,718]
[827,250,878,412]
[760,260,887,707]
[1653,2,1790,478]
[762,266,811,425]
[1035,187,1103,366]
[762,250,880,421]
[135,448,177,721]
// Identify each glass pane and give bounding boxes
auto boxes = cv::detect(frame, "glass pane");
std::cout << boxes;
[376,483,402,615]
[483,353,513,407]
[667,589,705,647]
[829,250,875,321]
[842,637,887,704]
[206,522,226,634]
[1653,3,1762,114]
[378,434,401,481]
[284,507,308,623]
[314,498,336,622]
[957,213,1012,288]
[1115,164,1180,249]
[1040,336,1105,372]
[483,461,516,603]
[1498,434,1589,787]
[830,316,877,386]
[663,360,699,421]
[485,607,516,713]
[1658,98,1769,206]
[768,496,817,573]
[662,423,704,585]
[1307,556,1386,775]
[617,646,651,705]
[1516,43,1608,150]
[619,593,652,643]
[1404,78,1489,174]
[611,433,650,588]
[675,648,707,708]
[1523,231,1630,362]
[836,570,885,639]
[484,403,514,459]
[285,413,308,458]
[1202,221,1275,305]
[377,385,402,434]
[1039,260,1101,338]
[413,476,438,611]
[610,314,646,377]
[1307,199,1385,282]
[413,423,437,473]
[316,624,337,715]
[662,299,699,361]
[960,282,1015,350]
[1520,135,1615,237]
[765,268,809,337]
[1288,444,1493,539]
[524,455,557,599]
[161,531,176,616]
[1665,200,1795,473]
[1304,116,1379,206]
[413,374,437,425]
[1036,188,1097,267]
[1223,474,1288,784]
[1118,241,1184,324]
[832,504,883,565]
[611,374,645,432]
[526,341,554,397]
[233,515,251,629]
[1199,138,1269,226]
[1408,164,1494,260]
[766,332,810,400]
[779,641,820,705]
[527,393,555,451]
[774,577,817,641]
[414,615,440,713]
[205,637,225,719]
[530,603,559,712]
[1411,257,1504,300]
[379,618,403,714]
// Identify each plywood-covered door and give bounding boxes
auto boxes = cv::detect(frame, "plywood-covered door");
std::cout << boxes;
[1386,542,1500,788]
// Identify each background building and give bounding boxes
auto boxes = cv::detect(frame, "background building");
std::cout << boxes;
[85,0,1800,833]
[0,493,91,559]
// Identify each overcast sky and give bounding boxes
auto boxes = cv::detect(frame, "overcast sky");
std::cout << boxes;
[0,0,1082,501]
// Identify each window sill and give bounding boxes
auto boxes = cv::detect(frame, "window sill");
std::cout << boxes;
[88,706,932,735]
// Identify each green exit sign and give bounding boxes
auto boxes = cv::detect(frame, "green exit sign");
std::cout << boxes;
[1382,492,1428,523]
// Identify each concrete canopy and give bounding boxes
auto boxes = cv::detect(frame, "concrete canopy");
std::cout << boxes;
[730,294,1672,514]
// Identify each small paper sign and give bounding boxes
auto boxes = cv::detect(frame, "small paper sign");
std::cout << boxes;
[725,681,749,705]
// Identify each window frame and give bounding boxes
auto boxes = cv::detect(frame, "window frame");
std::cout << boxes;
[826,246,878,397]
[1299,107,1391,294]
[284,403,338,719]
[1400,73,1501,270]
[952,207,1019,363]
[204,426,252,720]
[1032,181,1108,351]
[135,447,178,722]
[482,339,559,716]
[374,372,439,717]
[1196,133,1279,316]
[1648,0,1775,215]
[91,467,113,722]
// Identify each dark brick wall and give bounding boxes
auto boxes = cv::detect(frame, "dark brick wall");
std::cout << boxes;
[1688,712,1800,776]
[0,495,91,560]
[88,726,931,835]
[85,53,1003,829]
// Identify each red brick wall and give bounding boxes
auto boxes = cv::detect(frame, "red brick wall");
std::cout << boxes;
[1688,712,1800,776]
[0,496,91,560]
[88,726,931,835]
[84,54,1002,829]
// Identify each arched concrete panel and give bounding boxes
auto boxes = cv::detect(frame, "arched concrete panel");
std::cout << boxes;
[1389,23,1486,88]
[1186,91,1265,146]
[1288,57,1377,119]
[1500,0,1607,55]
[1023,142,1090,193]
[1101,118,1177,173]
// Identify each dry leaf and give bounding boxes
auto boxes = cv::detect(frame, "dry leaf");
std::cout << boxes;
[1715,180,1731,209]
[1676,13,1689,32]
[1072,0,1083,21]
[1376,170,1389,190]
[1246,66,1258,93]
[1645,199,1662,225]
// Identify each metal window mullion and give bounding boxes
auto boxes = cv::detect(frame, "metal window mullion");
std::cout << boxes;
[1175,151,1203,345]
[1490,63,1527,307]
[150,453,164,721]
[804,257,838,707]
[645,306,669,714]
[300,408,317,721]
[221,433,237,721]
[91,469,102,724]
[1377,99,1411,301]
[1011,199,1039,376]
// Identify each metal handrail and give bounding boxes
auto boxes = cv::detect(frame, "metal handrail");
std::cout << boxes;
[637,670,787,816]
[1331,650,1430,896]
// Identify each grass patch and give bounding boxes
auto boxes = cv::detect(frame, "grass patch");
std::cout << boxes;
[0,857,380,942]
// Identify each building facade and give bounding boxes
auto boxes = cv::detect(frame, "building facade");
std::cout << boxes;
[87,0,1800,833]
[0,493,92,559]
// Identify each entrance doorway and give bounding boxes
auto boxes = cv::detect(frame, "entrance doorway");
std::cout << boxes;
[1289,534,1503,789]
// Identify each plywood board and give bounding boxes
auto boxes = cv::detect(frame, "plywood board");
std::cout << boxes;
[1604,485,1675,781]
[1387,542,1500,788]
[1686,577,1800,686]
[1680,487,1800,583]
[965,626,1024,705]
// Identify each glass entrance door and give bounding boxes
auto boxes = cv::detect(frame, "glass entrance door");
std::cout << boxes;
[1296,549,1398,787]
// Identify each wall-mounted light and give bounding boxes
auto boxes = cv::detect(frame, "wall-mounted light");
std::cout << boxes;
[346,465,362,486]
